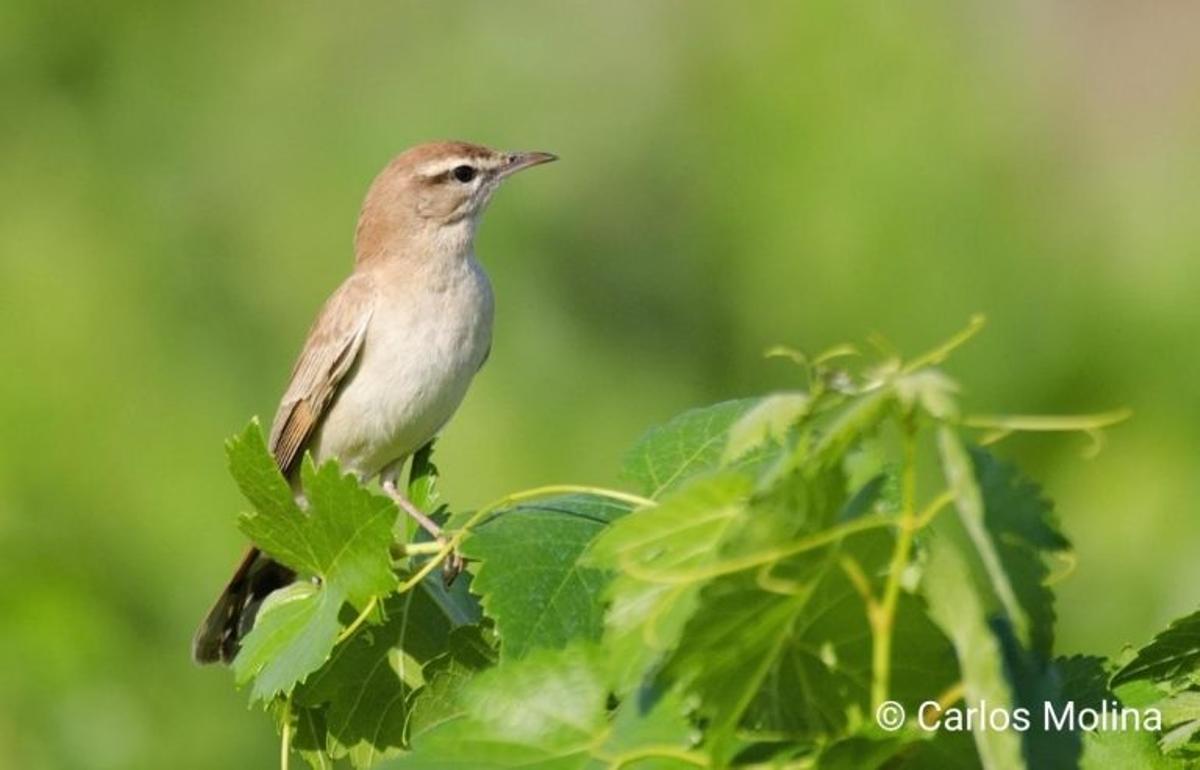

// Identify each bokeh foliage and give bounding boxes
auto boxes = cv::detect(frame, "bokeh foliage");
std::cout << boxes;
[1,2,1198,768]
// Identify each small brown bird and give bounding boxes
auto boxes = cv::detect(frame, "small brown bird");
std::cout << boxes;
[192,141,556,664]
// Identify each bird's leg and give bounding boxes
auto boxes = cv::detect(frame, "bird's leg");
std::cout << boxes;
[380,475,465,585]
[382,477,443,536]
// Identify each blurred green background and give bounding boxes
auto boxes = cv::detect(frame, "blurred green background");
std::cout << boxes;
[2,2,1198,767]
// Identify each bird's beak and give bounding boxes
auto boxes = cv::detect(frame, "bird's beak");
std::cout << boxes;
[498,151,558,178]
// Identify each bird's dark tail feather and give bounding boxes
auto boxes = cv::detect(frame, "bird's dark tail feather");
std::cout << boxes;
[192,548,296,665]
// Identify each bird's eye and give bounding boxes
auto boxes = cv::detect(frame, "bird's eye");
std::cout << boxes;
[452,165,476,183]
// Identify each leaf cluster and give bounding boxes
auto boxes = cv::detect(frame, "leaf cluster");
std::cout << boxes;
[222,322,1199,769]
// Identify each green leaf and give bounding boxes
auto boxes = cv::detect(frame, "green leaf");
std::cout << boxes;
[969,447,1069,554]
[1059,656,1180,770]
[1058,655,1114,711]
[895,369,960,421]
[622,398,764,498]
[814,732,915,770]
[292,704,335,770]
[922,517,1080,769]
[934,432,1070,659]
[1158,691,1200,755]
[1110,610,1200,763]
[587,474,753,581]
[288,585,471,768]
[1113,610,1200,688]
[387,645,699,770]
[661,528,954,758]
[806,389,895,470]
[723,392,810,462]
[599,687,698,766]
[747,388,896,497]
[387,646,607,769]
[969,446,1069,658]
[841,437,901,519]
[292,462,395,604]
[936,428,1029,648]
[407,625,498,741]
[663,555,847,751]
[1079,729,1178,770]
[230,422,399,607]
[921,526,1026,770]
[225,420,311,569]
[593,394,900,706]
[991,621,1081,769]
[226,421,400,702]
[233,583,345,702]
[462,494,634,660]
[893,730,982,770]
[594,429,951,749]
[586,473,753,691]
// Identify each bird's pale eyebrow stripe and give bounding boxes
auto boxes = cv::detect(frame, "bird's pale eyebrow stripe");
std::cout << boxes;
[416,156,503,179]
[417,160,470,178]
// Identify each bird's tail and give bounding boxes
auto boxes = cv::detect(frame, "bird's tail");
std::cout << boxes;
[192,547,296,664]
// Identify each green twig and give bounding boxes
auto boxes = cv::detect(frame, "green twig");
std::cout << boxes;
[280,697,292,770]
[963,409,1132,457]
[347,485,651,640]
[902,314,986,373]
[870,418,918,709]
[396,484,654,594]
[336,597,378,645]
[616,511,895,585]
[606,746,711,768]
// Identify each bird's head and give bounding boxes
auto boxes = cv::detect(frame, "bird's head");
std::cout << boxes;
[355,141,556,263]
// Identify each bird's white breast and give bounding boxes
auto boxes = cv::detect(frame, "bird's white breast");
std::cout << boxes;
[310,255,494,478]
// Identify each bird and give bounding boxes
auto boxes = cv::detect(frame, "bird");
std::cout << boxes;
[192,141,557,665]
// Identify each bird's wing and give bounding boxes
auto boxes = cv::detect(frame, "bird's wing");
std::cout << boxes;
[268,272,376,476]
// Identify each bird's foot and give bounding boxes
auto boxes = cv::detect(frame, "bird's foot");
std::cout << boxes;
[441,548,465,587]
[382,479,465,586]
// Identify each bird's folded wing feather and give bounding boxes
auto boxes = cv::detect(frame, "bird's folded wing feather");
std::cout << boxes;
[268,272,376,476]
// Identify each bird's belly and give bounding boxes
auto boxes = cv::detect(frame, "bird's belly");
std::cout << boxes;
[310,266,493,478]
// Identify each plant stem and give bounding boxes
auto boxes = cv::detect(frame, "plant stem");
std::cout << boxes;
[902,314,986,373]
[618,510,895,584]
[963,408,1132,456]
[962,409,1132,433]
[402,541,446,555]
[395,484,654,594]
[870,419,918,709]
[280,697,292,770]
[336,596,378,644]
[606,746,710,768]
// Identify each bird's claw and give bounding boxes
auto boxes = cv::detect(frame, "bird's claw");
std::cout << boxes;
[440,540,466,586]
